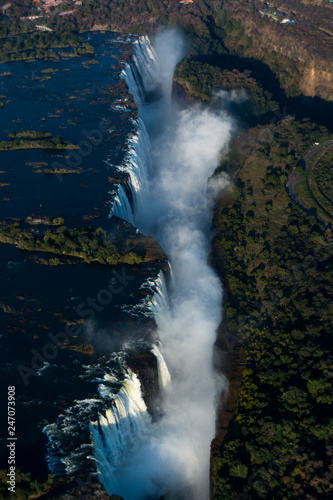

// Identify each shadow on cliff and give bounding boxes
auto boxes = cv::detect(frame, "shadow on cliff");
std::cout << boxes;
[193,53,333,131]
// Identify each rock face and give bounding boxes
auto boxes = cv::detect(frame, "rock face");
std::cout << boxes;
[127,349,161,418]
[216,0,333,101]
[172,78,203,105]
[210,328,246,497]
[300,63,333,101]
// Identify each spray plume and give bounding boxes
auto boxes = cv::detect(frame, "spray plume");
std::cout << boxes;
[95,28,232,500]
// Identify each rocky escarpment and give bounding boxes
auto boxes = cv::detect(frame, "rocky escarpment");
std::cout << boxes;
[212,0,333,100]
[127,349,161,418]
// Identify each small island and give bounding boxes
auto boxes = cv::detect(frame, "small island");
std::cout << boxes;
[0,131,78,151]
[0,219,166,265]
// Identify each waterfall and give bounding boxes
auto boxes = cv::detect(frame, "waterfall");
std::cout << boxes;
[147,271,169,318]
[121,35,161,106]
[110,184,134,223]
[43,398,103,476]
[90,370,151,496]
[151,344,171,393]
[109,117,152,223]
[121,270,170,320]
[109,35,160,224]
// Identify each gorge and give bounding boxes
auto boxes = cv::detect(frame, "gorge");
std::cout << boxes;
[90,29,232,499]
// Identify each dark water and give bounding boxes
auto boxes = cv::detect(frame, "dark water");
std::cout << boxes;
[0,33,161,477]
[0,33,133,225]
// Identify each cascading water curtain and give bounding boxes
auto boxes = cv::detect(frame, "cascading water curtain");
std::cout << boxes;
[93,30,232,500]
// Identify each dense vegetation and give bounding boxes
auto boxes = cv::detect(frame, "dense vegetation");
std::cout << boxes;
[313,151,333,215]
[175,59,279,117]
[0,0,205,61]
[211,118,333,499]
[0,221,166,264]
[7,130,52,139]
[0,20,95,62]
[0,132,77,151]
[0,469,54,499]
[295,148,333,226]
[193,7,305,97]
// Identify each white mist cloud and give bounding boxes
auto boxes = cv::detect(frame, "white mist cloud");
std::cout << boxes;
[96,29,233,500]
[129,105,231,500]
[153,27,188,105]
[216,88,249,104]
[119,30,232,500]
[207,171,232,205]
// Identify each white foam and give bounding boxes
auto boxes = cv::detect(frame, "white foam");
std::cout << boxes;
[90,370,152,496]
